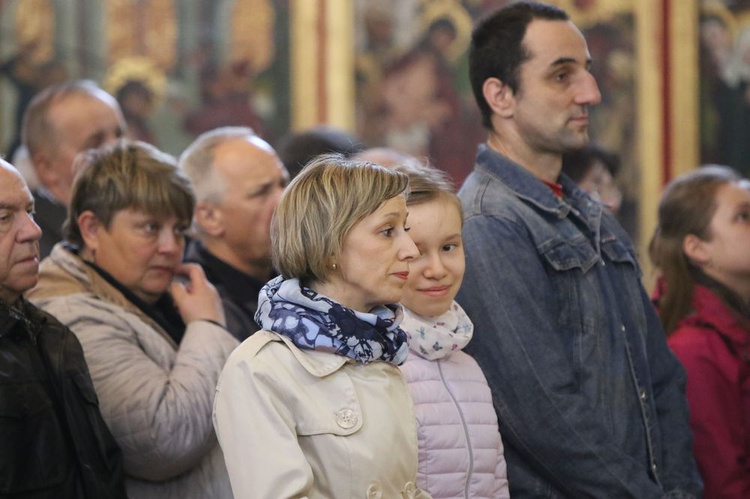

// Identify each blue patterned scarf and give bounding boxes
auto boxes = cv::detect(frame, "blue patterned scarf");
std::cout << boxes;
[255,276,410,365]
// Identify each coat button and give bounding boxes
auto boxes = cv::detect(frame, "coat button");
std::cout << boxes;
[402,481,417,498]
[336,408,358,429]
[366,482,382,498]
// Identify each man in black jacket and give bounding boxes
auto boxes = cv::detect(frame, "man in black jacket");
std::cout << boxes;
[0,158,126,498]
[179,126,288,341]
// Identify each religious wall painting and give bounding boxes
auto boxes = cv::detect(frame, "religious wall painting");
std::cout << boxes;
[0,0,68,157]
[0,0,290,158]
[354,0,485,187]
[699,0,750,177]
[102,0,289,155]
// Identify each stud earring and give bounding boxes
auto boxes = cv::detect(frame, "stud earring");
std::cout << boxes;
[331,263,338,270]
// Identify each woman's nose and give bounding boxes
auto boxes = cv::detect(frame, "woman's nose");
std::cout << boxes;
[399,233,419,261]
[157,228,181,253]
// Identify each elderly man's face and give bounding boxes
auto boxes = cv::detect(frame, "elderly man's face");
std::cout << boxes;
[0,162,42,304]
[210,136,288,274]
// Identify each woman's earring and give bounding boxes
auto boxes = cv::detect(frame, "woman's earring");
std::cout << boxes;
[330,263,338,270]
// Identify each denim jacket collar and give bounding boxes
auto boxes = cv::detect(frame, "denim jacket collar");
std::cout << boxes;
[475,143,604,237]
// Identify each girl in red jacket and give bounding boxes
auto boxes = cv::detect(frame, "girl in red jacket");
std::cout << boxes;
[650,165,750,499]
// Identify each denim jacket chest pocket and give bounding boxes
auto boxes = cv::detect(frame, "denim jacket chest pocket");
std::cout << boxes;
[538,228,639,318]
[600,233,639,273]
[539,232,599,273]
[537,228,641,377]
[537,216,638,272]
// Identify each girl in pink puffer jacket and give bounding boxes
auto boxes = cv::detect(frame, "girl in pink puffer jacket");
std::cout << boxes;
[396,161,510,499]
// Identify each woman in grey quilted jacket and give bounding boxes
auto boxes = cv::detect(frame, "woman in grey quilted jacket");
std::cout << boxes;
[28,140,238,499]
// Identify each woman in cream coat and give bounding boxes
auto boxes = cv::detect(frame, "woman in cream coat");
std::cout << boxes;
[28,141,237,499]
[213,155,431,498]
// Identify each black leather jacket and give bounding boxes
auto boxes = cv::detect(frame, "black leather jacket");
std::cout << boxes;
[184,239,263,341]
[0,299,126,498]
[30,188,66,260]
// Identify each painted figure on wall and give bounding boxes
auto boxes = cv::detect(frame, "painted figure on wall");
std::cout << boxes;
[183,0,281,143]
[0,0,67,160]
[104,57,166,146]
[700,1,750,177]
[0,0,287,158]
[356,0,485,187]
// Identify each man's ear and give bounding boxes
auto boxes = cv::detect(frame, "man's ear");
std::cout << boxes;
[683,233,711,267]
[482,77,516,119]
[194,201,224,237]
[32,151,60,187]
[77,211,101,251]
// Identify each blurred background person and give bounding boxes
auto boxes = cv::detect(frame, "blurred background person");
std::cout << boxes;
[274,125,364,179]
[27,140,237,499]
[561,142,622,214]
[0,158,126,499]
[180,126,288,341]
[650,165,750,499]
[353,146,424,170]
[213,156,429,497]
[396,161,509,498]
[21,80,126,258]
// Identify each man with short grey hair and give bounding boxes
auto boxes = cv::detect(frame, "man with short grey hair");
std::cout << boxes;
[179,126,288,340]
[22,79,126,258]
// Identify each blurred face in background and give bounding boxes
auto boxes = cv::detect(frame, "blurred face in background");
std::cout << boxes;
[692,181,750,299]
[577,160,622,213]
[209,136,288,276]
[42,91,126,205]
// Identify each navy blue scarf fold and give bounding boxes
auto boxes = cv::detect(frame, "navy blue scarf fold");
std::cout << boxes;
[255,276,409,365]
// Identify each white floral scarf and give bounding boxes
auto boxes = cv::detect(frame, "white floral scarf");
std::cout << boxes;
[400,301,474,361]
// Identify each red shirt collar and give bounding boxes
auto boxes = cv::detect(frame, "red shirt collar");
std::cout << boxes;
[542,179,564,199]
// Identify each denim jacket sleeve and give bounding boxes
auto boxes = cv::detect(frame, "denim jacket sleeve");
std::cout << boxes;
[457,211,701,498]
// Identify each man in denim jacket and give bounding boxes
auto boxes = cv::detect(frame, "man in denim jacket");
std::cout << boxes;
[457,2,702,497]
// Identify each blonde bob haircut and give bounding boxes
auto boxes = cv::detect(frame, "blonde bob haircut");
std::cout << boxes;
[272,153,409,284]
[66,140,194,247]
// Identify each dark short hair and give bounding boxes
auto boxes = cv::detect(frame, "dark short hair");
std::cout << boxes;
[469,1,568,129]
[66,140,194,247]
[274,126,365,180]
[561,143,620,183]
